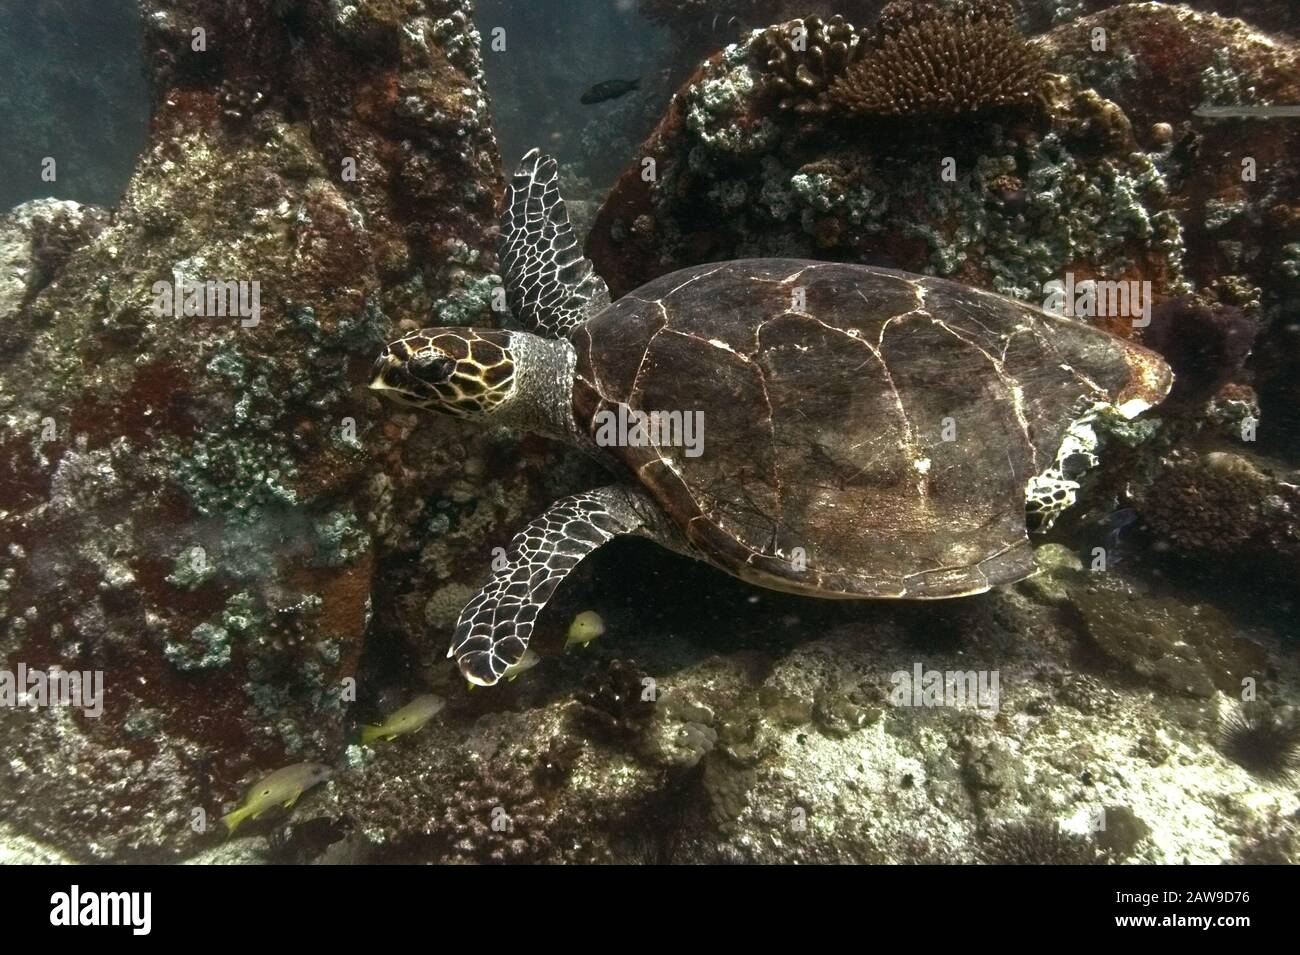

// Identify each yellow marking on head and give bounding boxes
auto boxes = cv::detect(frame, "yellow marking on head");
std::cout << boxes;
[372,328,517,417]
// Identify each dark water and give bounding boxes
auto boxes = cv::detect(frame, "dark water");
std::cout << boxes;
[476,0,674,191]
[0,0,149,210]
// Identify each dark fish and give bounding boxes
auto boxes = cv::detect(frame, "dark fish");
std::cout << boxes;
[1097,507,1138,563]
[581,78,640,105]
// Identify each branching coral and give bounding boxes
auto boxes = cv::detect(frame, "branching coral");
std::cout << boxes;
[430,729,587,864]
[980,818,1105,864]
[752,15,860,114]
[825,0,1044,118]
[441,755,556,863]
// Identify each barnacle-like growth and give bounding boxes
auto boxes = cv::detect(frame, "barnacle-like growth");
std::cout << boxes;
[1220,705,1300,781]
[752,15,859,114]
[216,79,267,124]
[825,1,1044,119]
[1140,452,1280,554]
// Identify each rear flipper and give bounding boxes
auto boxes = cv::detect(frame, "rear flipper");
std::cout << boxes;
[448,486,648,686]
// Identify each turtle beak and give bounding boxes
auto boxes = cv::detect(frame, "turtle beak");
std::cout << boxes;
[369,353,401,393]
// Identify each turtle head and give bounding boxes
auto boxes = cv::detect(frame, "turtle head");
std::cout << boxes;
[370,328,516,418]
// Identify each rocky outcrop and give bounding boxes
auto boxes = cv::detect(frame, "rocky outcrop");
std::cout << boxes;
[268,549,1297,864]
[0,0,592,861]
[590,4,1299,312]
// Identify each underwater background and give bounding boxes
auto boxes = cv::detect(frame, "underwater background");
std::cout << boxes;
[0,0,1297,864]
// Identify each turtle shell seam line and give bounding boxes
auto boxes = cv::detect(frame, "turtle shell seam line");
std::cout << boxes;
[875,308,929,349]
[750,345,784,537]
[626,317,671,404]
[772,306,931,496]
[1022,311,1111,398]
[924,313,1040,474]
[667,327,757,363]
[776,264,818,286]
[901,537,1021,585]
[845,326,928,486]
[663,263,730,299]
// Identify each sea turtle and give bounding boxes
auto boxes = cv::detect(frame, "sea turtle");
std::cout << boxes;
[371,150,1173,686]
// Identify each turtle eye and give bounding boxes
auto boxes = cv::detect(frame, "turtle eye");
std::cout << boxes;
[408,352,457,384]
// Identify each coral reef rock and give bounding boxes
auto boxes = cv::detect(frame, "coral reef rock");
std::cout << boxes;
[263,562,1295,863]
[1136,449,1300,572]
[589,2,1298,325]
[0,0,590,862]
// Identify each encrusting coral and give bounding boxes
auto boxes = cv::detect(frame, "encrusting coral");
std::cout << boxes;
[1067,573,1267,699]
[0,0,576,862]
[1139,451,1300,558]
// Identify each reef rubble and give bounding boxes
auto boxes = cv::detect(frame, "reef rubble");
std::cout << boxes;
[231,545,1299,864]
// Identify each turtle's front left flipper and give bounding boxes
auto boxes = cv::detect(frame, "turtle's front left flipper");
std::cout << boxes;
[448,485,647,686]
[499,148,610,340]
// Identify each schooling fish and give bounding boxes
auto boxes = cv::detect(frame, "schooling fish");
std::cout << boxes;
[581,78,640,105]
[360,693,445,744]
[566,610,606,649]
[220,762,332,834]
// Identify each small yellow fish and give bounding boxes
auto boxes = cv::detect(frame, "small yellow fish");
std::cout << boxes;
[359,693,445,744]
[565,610,605,649]
[468,650,541,690]
[220,762,332,834]
[502,648,541,681]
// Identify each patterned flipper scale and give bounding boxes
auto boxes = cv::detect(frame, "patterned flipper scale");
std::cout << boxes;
[449,486,643,685]
[498,148,610,339]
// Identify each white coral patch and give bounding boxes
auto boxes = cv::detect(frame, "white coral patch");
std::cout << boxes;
[1116,397,1151,419]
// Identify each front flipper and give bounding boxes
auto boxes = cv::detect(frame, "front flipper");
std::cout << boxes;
[498,148,610,340]
[449,486,645,686]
